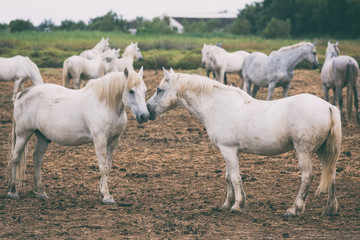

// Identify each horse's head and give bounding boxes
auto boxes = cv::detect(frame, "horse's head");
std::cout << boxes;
[96,37,110,53]
[124,42,143,61]
[147,68,178,120]
[123,67,149,124]
[326,41,340,59]
[304,43,319,69]
[201,44,212,65]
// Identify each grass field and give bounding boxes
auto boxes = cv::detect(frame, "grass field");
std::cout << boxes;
[0,31,359,69]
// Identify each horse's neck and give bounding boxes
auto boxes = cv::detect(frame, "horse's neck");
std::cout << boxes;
[325,52,336,62]
[276,46,310,71]
[122,51,134,62]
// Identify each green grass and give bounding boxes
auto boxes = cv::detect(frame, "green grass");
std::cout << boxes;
[0,31,359,69]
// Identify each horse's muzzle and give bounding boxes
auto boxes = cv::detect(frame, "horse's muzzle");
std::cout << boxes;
[136,112,150,124]
[146,103,157,120]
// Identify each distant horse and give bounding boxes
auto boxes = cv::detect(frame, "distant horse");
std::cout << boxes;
[7,68,149,204]
[201,43,227,84]
[243,42,319,100]
[202,44,249,85]
[0,55,43,101]
[321,41,360,123]
[99,42,143,77]
[147,68,341,217]
[80,37,110,60]
[63,48,120,89]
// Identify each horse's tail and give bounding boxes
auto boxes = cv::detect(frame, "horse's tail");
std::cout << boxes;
[346,60,358,121]
[316,105,342,194]
[25,57,44,85]
[7,114,27,191]
[62,60,70,87]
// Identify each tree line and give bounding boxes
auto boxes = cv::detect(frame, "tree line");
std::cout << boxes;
[1,0,359,38]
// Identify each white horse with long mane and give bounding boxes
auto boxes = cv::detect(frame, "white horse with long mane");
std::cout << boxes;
[80,37,110,60]
[63,48,120,89]
[321,41,360,123]
[0,55,43,101]
[147,68,341,217]
[242,42,319,100]
[202,44,249,85]
[7,67,149,204]
[99,42,143,77]
[201,43,227,83]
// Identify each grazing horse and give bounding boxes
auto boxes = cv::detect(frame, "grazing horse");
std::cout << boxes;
[63,48,120,89]
[99,42,143,77]
[80,37,110,60]
[243,42,319,100]
[321,41,360,123]
[202,44,249,85]
[201,43,227,84]
[7,67,149,204]
[0,55,43,101]
[147,68,341,217]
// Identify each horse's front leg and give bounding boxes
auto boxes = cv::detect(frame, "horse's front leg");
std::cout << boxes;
[353,84,360,123]
[219,146,246,213]
[284,151,313,217]
[322,85,330,102]
[335,86,344,120]
[282,83,291,98]
[33,132,49,200]
[12,79,23,101]
[266,82,276,100]
[73,78,81,89]
[94,137,114,204]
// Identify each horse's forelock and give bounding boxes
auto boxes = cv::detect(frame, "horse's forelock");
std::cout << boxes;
[125,71,142,90]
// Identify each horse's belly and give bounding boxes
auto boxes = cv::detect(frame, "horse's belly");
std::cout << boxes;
[240,141,294,156]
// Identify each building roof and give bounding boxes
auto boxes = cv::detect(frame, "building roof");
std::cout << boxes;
[163,11,237,19]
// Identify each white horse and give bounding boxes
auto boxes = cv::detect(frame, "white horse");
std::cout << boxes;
[242,42,319,100]
[99,42,143,77]
[80,37,110,60]
[7,67,149,204]
[147,68,341,217]
[63,48,120,89]
[201,43,227,83]
[321,41,360,123]
[0,55,43,101]
[202,44,249,85]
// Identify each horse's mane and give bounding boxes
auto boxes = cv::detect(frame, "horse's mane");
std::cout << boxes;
[166,73,251,100]
[84,71,142,109]
[277,42,313,52]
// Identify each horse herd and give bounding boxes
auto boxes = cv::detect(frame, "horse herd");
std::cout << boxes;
[1,38,359,218]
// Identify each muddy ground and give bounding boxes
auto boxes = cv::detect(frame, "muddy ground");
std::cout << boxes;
[0,68,359,239]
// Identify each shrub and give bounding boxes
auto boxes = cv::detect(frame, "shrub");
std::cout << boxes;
[263,18,291,39]
[229,18,251,35]
[9,19,35,32]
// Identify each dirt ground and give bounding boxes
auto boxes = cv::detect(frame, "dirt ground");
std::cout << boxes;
[0,68,359,239]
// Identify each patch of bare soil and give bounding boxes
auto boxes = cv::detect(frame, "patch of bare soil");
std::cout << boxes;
[0,69,359,239]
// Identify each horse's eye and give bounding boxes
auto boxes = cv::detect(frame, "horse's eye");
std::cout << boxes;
[129,90,135,95]
[156,87,162,93]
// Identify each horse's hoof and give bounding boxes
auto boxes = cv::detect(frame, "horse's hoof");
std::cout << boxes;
[230,206,245,214]
[102,198,115,204]
[36,193,48,200]
[283,211,297,217]
[221,204,231,211]
[321,207,338,216]
[8,192,20,199]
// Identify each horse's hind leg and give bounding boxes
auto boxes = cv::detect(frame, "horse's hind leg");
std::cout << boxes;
[353,84,360,123]
[12,79,23,101]
[8,132,32,199]
[33,131,49,200]
[284,151,313,217]
[220,146,246,213]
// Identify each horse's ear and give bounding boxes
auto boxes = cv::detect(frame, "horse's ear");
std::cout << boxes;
[138,66,144,79]
[335,41,339,47]
[163,67,170,82]
[116,48,121,54]
[328,41,331,46]
[102,37,104,40]
[313,42,316,47]
[106,37,109,41]
[124,67,129,79]
[170,68,175,74]
[135,42,138,46]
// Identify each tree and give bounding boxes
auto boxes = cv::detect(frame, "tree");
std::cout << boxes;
[263,18,291,38]
[59,20,87,31]
[9,19,35,32]
[38,19,55,31]
[88,10,127,32]
[229,18,251,35]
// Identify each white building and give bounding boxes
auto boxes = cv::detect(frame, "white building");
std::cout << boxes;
[162,11,237,33]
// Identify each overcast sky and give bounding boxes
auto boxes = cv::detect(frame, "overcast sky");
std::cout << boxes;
[0,0,261,25]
